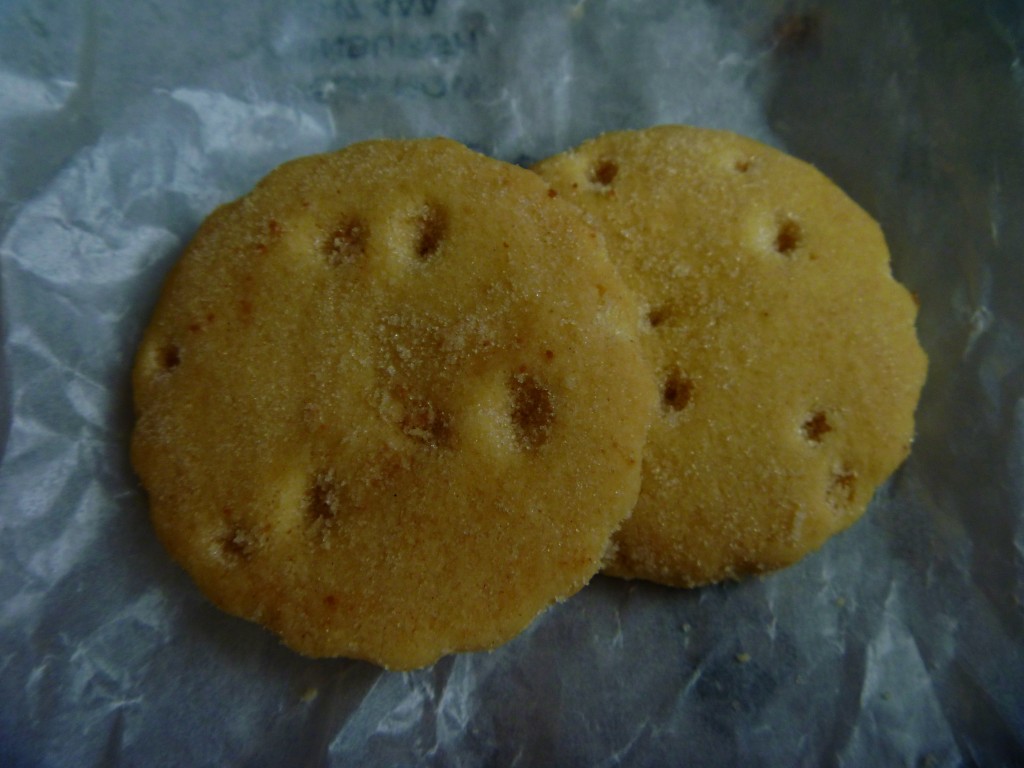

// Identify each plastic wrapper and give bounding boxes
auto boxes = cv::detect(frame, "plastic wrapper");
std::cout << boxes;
[1,0,1022,765]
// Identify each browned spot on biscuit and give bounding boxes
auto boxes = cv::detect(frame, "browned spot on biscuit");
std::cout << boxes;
[307,472,339,524]
[802,411,832,443]
[662,367,693,412]
[159,344,181,371]
[219,526,255,562]
[324,217,368,266]
[220,531,249,558]
[305,472,351,548]
[647,304,672,328]
[775,216,802,255]
[184,313,215,335]
[401,397,454,449]
[589,159,619,186]
[510,373,554,450]
[414,203,447,260]
[827,467,858,512]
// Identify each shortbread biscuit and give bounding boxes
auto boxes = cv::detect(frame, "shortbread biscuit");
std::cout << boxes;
[534,125,927,587]
[132,138,656,669]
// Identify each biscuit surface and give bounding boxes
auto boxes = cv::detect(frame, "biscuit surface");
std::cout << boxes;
[131,138,656,668]
[534,125,927,587]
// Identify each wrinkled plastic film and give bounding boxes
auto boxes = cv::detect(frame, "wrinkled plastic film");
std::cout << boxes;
[1,1,1022,765]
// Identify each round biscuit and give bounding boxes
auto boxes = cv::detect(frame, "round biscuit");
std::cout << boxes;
[131,138,656,668]
[534,125,927,587]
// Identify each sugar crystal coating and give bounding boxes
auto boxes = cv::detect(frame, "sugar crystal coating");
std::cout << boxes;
[535,125,927,587]
[131,138,656,668]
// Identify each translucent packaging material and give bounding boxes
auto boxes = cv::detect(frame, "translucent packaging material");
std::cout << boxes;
[1,1,1022,765]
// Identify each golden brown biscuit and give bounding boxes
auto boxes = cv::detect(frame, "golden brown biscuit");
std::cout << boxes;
[132,138,656,669]
[534,125,927,587]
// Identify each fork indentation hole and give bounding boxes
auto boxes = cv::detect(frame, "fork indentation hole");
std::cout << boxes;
[414,203,447,261]
[589,159,619,186]
[323,217,368,266]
